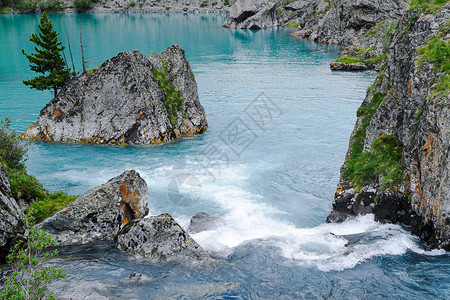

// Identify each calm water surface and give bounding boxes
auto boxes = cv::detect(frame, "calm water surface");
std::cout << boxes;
[0,13,449,299]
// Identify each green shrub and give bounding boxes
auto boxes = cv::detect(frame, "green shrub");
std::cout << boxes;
[200,0,208,7]
[333,56,362,64]
[127,0,135,7]
[224,0,229,5]
[86,65,100,73]
[28,191,77,223]
[416,36,450,72]
[1,212,66,299]
[73,0,92,12]
[6,167,46,202]
[0,118,27,171]
[212,1,217,5]
[285,22,300,28]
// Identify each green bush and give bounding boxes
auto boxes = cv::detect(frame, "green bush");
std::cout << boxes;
[6,167,46,202]
[333,56,362,64]
[127,0,135,7]
[73,0,92,12]
[28,191,77,223]
[224,0,229,5]
[212,1,217,5]
[200,0,208,7]
[416,36,450,72]
[363,53,388,65]
[1,212,66,300]
[0,118,27,171]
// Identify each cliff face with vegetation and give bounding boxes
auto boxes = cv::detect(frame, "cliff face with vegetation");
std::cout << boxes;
[328,3,450,250]
[21,45,208,145]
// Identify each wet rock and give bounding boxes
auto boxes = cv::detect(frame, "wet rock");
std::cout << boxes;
[39,170,149,245]
[0,165,24,262]
[116,213,208,261]
[21,45,208,145]
[188,212,224,233]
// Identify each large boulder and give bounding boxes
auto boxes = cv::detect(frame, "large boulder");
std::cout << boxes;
[39,170,149,245]
[116,213,208,261]
[0,165,24,262]
[187,211,224,234]
[21,45,208,145]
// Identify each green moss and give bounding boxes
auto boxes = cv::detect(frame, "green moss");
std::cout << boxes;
[363,53,388,65]
[343,135,405,188]
[416,35,450,97]
[28,191,77,223]
[333,56,361,64]
[86,65,99,74]
[152,59,184,127]
[343,93,405,188]
[409,0,449,13]
[285,22,300,28]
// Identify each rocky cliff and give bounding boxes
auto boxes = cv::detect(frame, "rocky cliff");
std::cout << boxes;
[0,165,24,262]
[21,45,208,145]
[225,0,408,61]
[328,4,450,250]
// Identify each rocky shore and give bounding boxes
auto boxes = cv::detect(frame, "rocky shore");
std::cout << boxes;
[328,4,450,250]
[21,45,208,145]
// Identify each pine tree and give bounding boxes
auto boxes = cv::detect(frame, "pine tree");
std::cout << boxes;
[22,12,71,98]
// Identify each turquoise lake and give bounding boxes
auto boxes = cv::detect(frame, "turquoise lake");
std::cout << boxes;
[1,13,449,299]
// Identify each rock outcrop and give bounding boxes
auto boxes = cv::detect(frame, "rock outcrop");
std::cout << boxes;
[21,45,208,145]
[116,213,208,260]
[328,4,450,250]
[187,211,224,233]
[223,0,279,29]
[225,0,408,64]
[0,165,24,262]
[39,170,149,245]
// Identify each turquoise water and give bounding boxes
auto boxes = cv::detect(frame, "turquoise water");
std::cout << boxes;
[1,13,449,299]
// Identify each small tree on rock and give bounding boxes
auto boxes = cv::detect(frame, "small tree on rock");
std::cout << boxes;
[22,12,71,98]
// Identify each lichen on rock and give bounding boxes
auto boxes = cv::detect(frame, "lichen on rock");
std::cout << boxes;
[21,45,208,145]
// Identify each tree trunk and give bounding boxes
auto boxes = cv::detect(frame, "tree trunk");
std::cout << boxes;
[54,87,57,98]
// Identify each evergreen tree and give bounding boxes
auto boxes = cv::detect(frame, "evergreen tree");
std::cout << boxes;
[22,12,71,98]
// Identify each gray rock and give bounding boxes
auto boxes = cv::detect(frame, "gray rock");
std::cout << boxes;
[329,5,450,250]
[223,0,279,29]
[330,61,369,71]
[21,45,208,145]
[188,211,224,233]
[117,213,208,261]
[0,165,24,262]
[39,170,149,245]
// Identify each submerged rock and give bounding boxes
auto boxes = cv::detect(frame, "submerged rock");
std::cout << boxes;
[39,170,149,245]
[116,213,208,260]
[21,45,208,145]
[188,212,224,233]
[328,5,450,250]
[0,165,24,262]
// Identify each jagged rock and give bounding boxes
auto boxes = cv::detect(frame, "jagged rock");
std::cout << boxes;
[188,212,224,233]
[328,5,450,250]
[330,61,369,71]
[116,213,208,260]
[39,170,149,245]
[223,0,278,29]
[21,45,208,145]
[0,165,24,262]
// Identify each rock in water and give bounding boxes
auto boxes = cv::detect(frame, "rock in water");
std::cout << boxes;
[188,211,224,233]
[39,170,149,245]
[0,165,24,262]
[223,0,278,29]
[21,45,208,145]
[116,214,208,261]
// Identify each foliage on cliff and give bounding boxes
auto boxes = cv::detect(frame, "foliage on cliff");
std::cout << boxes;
[0,118,76,223]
